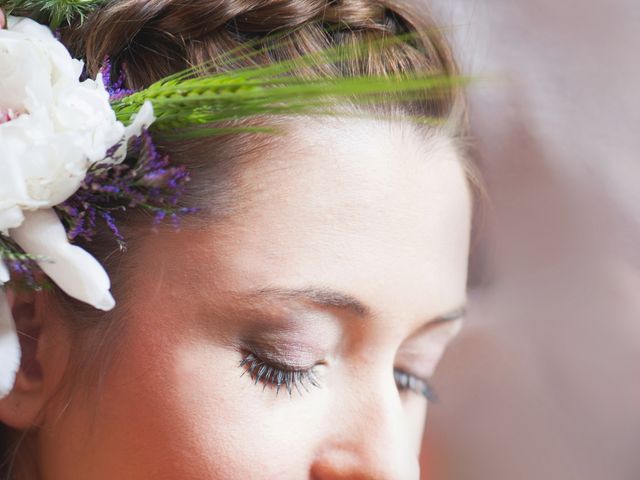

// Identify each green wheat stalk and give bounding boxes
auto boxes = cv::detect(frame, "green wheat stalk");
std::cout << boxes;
[112,25,469,137]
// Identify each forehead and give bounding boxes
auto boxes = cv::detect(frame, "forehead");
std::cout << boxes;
[206,119,468,308]
[171,118,471,332]
[239,117,469,216]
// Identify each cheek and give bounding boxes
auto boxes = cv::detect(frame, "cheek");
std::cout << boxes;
[404,396,428,447]
[44,322,324,479]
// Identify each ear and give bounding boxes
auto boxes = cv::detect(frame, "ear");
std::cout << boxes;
[0,287,70,430]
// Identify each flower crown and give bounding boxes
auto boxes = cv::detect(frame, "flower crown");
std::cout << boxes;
[0,0,465,398]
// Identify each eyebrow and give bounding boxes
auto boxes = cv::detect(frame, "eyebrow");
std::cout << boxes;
[248,286,466,325]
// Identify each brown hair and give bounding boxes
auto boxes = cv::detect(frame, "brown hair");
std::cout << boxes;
[1,0,467,476]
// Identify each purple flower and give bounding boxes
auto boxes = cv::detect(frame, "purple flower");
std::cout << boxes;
[57,128,193,249]
[99,57,135,101]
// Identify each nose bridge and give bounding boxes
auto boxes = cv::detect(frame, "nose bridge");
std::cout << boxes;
[310,371,421,480]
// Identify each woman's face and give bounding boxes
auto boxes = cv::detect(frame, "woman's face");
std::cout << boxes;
[37,119,471,479]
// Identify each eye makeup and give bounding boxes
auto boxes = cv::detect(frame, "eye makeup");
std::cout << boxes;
[235,309,335,398]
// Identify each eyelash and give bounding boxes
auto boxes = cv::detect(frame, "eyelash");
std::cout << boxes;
[239,351,437,402]
[239,352,321,397]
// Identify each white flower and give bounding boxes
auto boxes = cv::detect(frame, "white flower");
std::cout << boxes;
[1,16,120,225]
[10,209,116,310]
[0,289,20,399]
[0,16,155,398]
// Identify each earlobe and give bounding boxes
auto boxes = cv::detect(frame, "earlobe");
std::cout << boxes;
[0,288,48,430]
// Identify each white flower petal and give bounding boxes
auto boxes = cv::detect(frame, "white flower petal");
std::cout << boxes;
[10,209,115,311]
[0,261,9,284]
[0,205,25,232]
[112,101,157,163]
[0,289,20,399]
[125,100,156,138]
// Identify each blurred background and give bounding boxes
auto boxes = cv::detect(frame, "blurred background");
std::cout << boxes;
[418,1,640,479]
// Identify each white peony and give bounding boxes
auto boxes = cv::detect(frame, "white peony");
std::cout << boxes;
[0,290,19,399]
[0,16,155,398]
[1,16,121,227]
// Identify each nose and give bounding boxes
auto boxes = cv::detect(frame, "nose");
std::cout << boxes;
[309,373,421,480]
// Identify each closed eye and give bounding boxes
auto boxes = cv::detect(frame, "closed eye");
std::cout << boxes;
[394,368,438,402]
[239,351,321,397]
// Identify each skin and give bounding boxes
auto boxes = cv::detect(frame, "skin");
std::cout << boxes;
[1,118,471,479]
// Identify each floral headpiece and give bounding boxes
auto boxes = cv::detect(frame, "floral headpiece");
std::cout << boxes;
[0,0,465,398]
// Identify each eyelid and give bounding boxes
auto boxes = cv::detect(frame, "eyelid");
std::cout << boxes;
[252,348,318,371]
[242,337,325,370]
[413,316,465,340]
[398,317,464,372]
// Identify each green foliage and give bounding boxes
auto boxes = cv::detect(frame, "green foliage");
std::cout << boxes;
[115,72,457,130]
[112,27,469,138]
[0,0,105,28]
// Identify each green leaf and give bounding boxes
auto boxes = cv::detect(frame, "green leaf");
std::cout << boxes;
[1,0,105,28]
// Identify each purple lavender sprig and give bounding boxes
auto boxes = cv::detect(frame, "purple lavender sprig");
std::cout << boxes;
[56,129,195,251]
[99,57,136,101]
[0,235,46,290]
